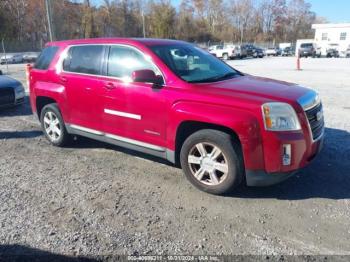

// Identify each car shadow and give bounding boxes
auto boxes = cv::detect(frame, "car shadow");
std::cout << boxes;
[0,130,42,139]
[72,127,350,201]
[0,244,98,262]
[229,127,350,200]
[0,96,33,117]
[71,136,173,166]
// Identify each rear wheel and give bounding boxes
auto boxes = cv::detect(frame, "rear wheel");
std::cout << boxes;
[40,103,70,147]
[180,129,243,195]
[222,53,229,60]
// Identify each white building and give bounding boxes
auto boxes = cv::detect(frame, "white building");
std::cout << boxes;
[312,23,350,57]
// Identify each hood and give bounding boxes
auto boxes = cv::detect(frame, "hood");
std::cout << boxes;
[195,75,310,104]
[0,75,22,88]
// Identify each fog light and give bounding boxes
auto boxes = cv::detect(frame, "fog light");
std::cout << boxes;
[282,144,291,166]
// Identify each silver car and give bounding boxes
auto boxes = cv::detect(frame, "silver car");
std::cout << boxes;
[0,53,24,64]
[23,52,40,63]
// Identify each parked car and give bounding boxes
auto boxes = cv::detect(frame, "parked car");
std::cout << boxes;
[28,38,324,195]
[0,75,25,108]
[346,46,350,58]
[265,47,278,56]
[241,44,263,58]
[281,47,293,56]
[0,53,24,64]
[0,54,14,64]
[326,44,340,58]
[23,52,40,63]
[254,47,265,58]
[298,43,321,58]
[208,44,242,60]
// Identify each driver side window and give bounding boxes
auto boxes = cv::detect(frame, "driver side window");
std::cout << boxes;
[107,45,159,80]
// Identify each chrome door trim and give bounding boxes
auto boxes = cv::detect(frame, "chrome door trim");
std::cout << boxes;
[70,124,104,136]
[105,134,164,152]
[68,124,165,152]
[104,108,141,120]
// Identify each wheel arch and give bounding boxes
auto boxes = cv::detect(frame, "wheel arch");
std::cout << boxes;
[174,120,243,166]
[36,96,57,119]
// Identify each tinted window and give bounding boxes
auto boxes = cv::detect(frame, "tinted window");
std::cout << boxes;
[151,44,241,83]
[107,45,158,79]
[301,43,313,48]
[63,45,104,75]
[34,46,59,70]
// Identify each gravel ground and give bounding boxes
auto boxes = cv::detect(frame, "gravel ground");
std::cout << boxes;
[0,57,349,259]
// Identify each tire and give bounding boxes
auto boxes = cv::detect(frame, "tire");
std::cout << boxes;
[40,103,70,147]
[180,129,244,195]
[223,53,229,60]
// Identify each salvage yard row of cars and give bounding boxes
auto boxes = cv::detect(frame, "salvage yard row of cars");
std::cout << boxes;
[208,44,293,60]
[208,43,350,60]
[0,52,40,64]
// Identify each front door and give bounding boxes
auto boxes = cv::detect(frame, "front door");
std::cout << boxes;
[101,45,167,148]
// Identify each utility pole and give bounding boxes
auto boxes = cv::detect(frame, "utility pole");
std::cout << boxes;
[45,0,54,41]
[1,38,9,74]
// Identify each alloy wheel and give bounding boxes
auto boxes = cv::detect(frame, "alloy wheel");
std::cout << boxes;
[188,142,229,186]
[43,111,62,142]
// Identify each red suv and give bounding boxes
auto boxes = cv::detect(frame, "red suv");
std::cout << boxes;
[28,38,324,195]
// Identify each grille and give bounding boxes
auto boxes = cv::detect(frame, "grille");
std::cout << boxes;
[305,103,324,140]
[0,88,15,106]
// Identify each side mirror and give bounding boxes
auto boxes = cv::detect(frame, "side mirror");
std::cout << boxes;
[131,69,163,85]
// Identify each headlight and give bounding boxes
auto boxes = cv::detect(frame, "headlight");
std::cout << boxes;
[262,102,301,131]
[14,84,24,93]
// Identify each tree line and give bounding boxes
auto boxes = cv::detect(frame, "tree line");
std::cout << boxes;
[0,0,326,51]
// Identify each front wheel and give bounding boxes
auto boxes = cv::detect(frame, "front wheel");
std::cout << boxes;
[40,103,71,147]
[180,130,244,195]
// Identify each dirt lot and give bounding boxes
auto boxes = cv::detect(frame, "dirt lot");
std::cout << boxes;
[0,57,350,258]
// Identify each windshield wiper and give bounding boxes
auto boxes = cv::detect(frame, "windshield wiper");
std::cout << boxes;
[189,72,238,83]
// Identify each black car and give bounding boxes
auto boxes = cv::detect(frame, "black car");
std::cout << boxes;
[0,74,25,108]
[241,44,264,58]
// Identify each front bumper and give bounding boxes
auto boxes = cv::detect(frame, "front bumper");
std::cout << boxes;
[247,127,324,187]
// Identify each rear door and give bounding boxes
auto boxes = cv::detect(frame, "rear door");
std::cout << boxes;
[60,45,106,131]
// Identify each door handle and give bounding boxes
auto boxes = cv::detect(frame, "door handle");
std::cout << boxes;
[104,82,115,90]
[60,76,67,83]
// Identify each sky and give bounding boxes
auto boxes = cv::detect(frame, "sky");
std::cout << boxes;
[90,0,350,23]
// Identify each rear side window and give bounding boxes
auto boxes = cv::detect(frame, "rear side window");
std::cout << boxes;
[63,45,104,75]
[34,46,59,70]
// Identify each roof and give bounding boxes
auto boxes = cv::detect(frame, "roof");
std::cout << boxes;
[312,23,350,29]
[48,38,187,47]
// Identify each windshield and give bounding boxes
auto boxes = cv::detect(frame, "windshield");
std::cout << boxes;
[150,44,242,83]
